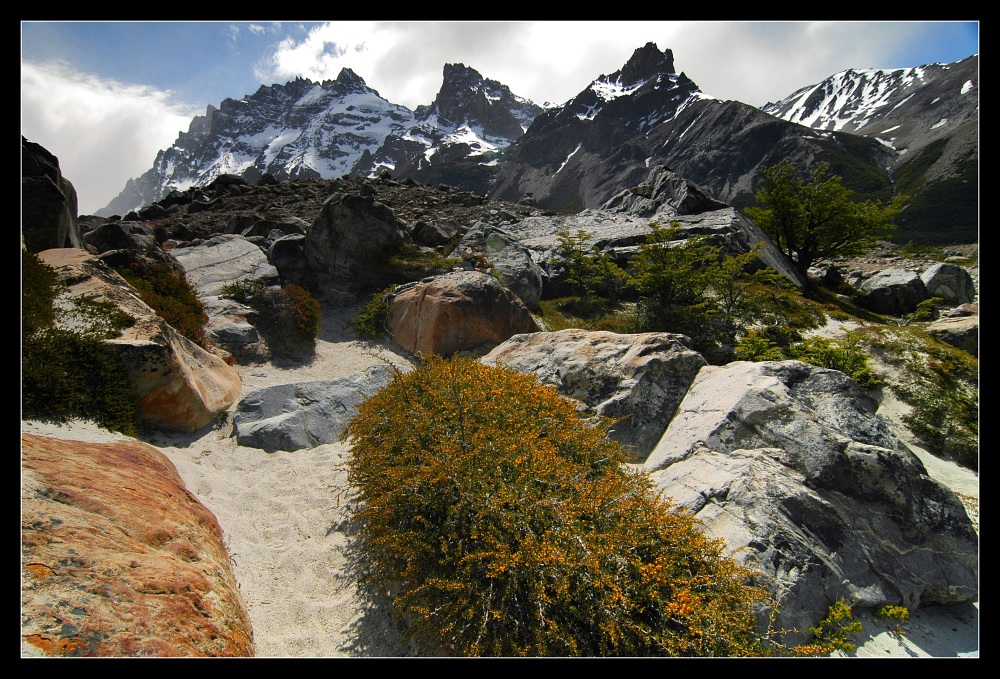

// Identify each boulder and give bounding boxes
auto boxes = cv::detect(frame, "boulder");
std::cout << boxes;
[82,221,159,254]
[233,365,401,452]
[482,329,706,460]
[21,137,82,253]
[21,433,254,656]
[925,315,979,357]
[641,360,978,643]
[859,268,928,315]
[458,222,544,310]
[171,234,279,298]
[37,249,242,433]
[303,192,412,292]
[267,234,308,287]
[386,270,541,357]
[920,263,977,306]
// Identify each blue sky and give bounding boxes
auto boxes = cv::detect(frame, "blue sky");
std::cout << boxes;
[21,21,979,215]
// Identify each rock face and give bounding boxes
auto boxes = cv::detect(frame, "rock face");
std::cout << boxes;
[641,360,979,643]
[233,365,399,452]
[21,433,254,657]
[505,202,805,294]
[38,248,242,432]
[386,270,541,356]
[482,329,706,460]
[171,234,279,298]
[21,137,82,253]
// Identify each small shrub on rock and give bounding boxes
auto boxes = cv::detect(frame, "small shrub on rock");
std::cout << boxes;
[351,285,397,340]
[114,259,209,348]
[344,355,781,657]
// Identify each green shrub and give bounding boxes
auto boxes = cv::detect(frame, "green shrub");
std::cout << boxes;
[911,297,944,322]
[734,332,784,362]
[221,276,268,305]
[114,260,209,348]
[344,355,781,657]
[351,285,397,339]
[798,599,863,655]
[21,250,139,435]
[22,248,61,335]
[788,332,882,389]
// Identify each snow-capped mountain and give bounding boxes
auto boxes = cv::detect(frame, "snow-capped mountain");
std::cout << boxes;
[490,42,719,212]
[352,63,545,195]
[98,65,543,217]
[97,43,977,244]
[760,54,978,243]
[761,54,978,163]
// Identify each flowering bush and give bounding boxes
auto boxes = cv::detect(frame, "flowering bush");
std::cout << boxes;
[344,355,780,656]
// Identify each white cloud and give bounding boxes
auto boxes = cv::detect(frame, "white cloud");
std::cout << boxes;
[21,60,203,214]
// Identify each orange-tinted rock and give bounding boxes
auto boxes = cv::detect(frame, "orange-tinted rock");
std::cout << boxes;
[21,433,254,657]
[387,270,540,357]
[37,248,241,432]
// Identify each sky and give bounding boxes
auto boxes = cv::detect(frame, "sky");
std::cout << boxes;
[21,20,979,216]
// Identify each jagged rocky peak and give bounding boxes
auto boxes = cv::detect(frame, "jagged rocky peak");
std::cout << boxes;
[420,62,542,139]
[615,42,676,86]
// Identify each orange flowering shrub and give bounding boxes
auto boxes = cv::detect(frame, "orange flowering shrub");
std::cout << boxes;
[344,355,780,656]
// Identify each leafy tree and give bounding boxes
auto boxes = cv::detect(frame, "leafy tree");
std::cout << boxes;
[344,355,782,656]
[553,230,629,302]
[630,222,719,345]
[745,159,907,280]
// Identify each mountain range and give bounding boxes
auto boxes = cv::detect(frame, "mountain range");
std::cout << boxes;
[98,43,978,245]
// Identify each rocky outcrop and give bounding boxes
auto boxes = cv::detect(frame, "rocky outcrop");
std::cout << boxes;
[386,270,541,357]
[482,329,706,460]
[505,202,806,294]
[38,248,242,432]
[641,360,978,643]
[21,137,82,253]
[233,365,400,452]
[21,433,254,656]
[859,268,929,315]
[600,165,730,217]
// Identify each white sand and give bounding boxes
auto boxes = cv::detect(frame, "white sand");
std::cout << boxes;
[21,304,979,658]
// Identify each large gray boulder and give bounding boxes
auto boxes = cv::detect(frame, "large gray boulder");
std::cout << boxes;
[859,268,928,315]
[303,192,412,292]
[641,360,978,643]
[482,329,706,460]
[457,222,544,310]
[920,263,977,306]
[171,234,279,298]
[386,270,540,357]
[925,315,979,357]
[233,365,400,452]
